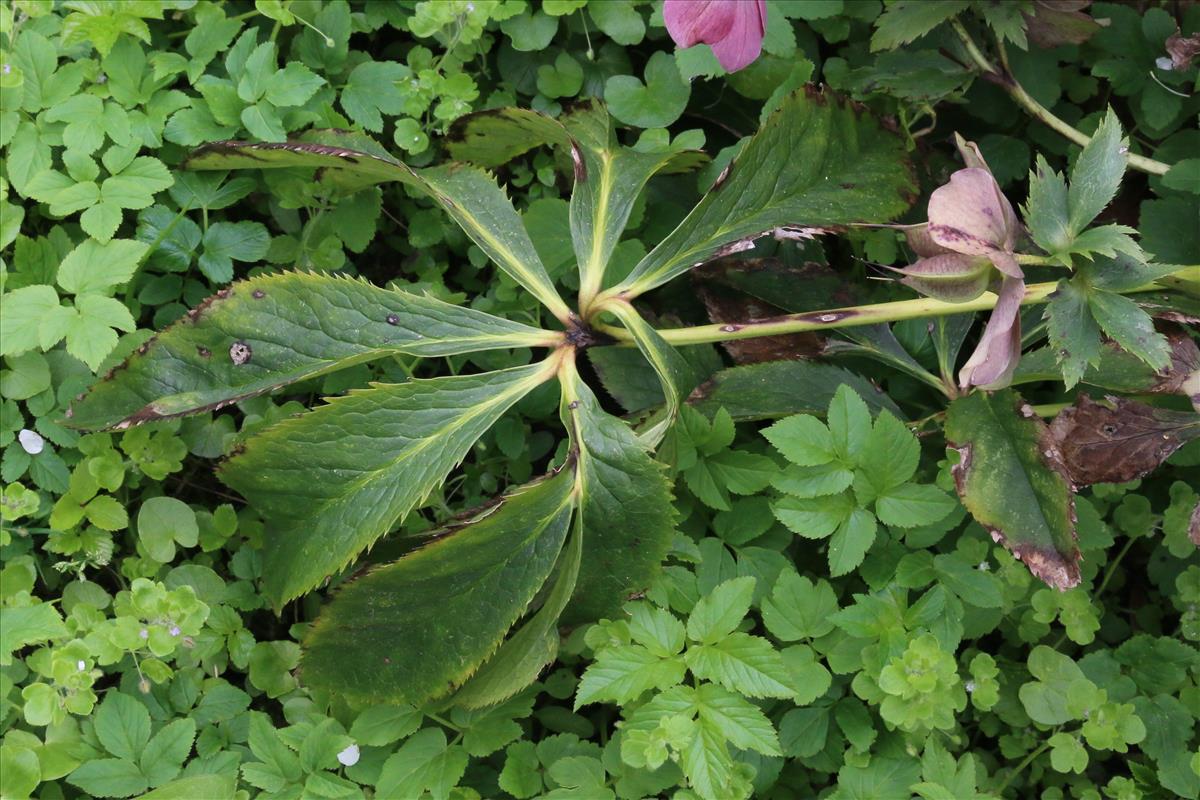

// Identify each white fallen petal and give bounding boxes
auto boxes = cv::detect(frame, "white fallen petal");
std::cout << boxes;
[18,429,44,455]
[337,744,360,766]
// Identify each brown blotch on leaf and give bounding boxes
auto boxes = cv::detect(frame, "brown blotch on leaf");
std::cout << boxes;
[197,346,211,358]
[386,313,401,325]
[569,141,587,183]
[1189,500,1200,548]
[252,289,266,299]
[229,341,252,365]
[694,274,823,365]
[1048,394,1200,487]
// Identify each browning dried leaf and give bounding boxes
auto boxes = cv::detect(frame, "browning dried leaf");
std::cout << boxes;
[693,284,824,365]
[1166,30,1200,71]
[1048,395,1200,486]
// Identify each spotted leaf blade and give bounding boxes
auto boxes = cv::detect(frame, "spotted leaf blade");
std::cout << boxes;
[616,89,916,297]
[560,364,675,623]
[220,361,556,607]
[67,272,553,430]
[302,467,576,705]
[944,390,1081,589]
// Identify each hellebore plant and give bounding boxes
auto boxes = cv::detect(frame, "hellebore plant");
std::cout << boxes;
[895,135,1026,390]
[67,93,1192,706]
[664,0,767,73]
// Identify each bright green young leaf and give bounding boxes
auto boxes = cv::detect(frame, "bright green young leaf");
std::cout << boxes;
[223,360,557,607]
[763,415,836,467]
[612,90,914,297]
[944,390,1081,589]
[375,729,468,800]
[56,238,148,296]
[68,272,555,430]
[686,576,755,645]
[685,633,795,698]
[0,603,69,662]
[340,60,410,132]
[761,572,839,641]
[828,507,878,577]
[875,484,957,528]
[301,467,575,705]
[94,692,151,761]
[576,642,686,707]
[1067,110,1127,236]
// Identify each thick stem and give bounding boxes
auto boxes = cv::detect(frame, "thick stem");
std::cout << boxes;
[951,20,1170,176]
[597,278,1174,348]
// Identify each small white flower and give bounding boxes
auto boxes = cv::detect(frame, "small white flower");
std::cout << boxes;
[139,628,149,640]
[1156,56,1174,71]
[965,679,977,693]
[77,660,87,671]
[169,625,181,636]
[977,561,990,571]
[18,429,44,455]
[337,744,360,766]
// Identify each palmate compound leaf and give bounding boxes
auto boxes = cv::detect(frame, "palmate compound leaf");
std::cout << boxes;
[219,359,559,607]
[185,130,572,319]
[944,389,1082,590]
[608,87,916,298]
[301,465,577,706]
[445,100,707,301]
[67,272,557,430]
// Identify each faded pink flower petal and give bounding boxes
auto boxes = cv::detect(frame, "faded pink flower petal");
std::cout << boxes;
[903,223,954,258]
[953,133,991,171]
[959,276,1025,390]
[928,168,1021,271]
[894,253,993,303]
[664,0,767,73]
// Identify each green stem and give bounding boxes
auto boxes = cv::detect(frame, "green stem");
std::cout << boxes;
[951,20,1170,176]
[599,281,1062,347]
[998,738,1054,795]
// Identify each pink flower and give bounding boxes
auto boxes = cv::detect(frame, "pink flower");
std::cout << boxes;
[897,136,1027,390]
[663,0,768,73]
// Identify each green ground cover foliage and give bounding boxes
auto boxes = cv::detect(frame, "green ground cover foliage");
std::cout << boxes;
[1,2,1199,799]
